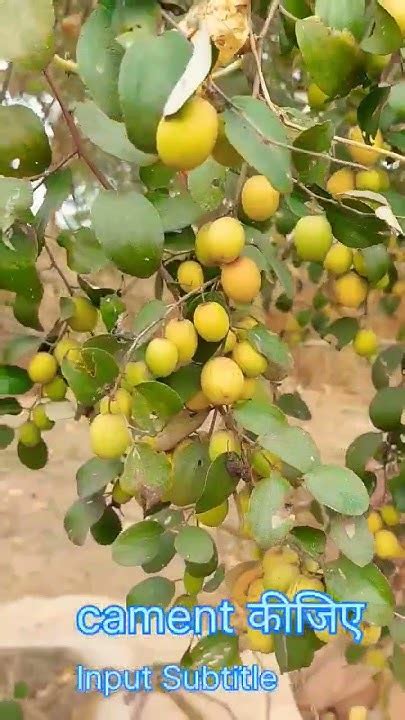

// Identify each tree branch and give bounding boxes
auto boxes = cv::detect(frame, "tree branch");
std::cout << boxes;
[42,239,74,296]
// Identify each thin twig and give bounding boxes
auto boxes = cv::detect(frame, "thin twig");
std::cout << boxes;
[212,58,243,79]
[43,239,74,296]
[43,67,112,190]
[0,62,12,103]
[31,150,78,185]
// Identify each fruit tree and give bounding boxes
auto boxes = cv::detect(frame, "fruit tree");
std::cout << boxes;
[0,0,404,714]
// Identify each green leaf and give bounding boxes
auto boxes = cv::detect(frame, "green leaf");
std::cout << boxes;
[362,244,390,283]
[325,557,395,625]
[164,364,202,404]
[188,158,227,213]
[204,564,225,593]
[92,190,164,278]
[389,607,405,644]
[296,16,365,98]
[254,237,294,298]
[112,519,164,566]
[0,0,54,70]
[274,631,318,673]
[119,442,171,506]
[148,188,201,232]
[133,299,167,338]
[247,324,293,372]
[389,464,405,512]
[140,161,175,191]
[142,531,176,573]
[169,439,210,506]
[357,87,390,140]
[0,178,33,233]
[390,644,405,691]
[330,514,374,566]
[293,121,334,185]
[61,347,119,406]
[100,294,126,332]
[76,457,123,498]
[0,365,32,395]
[127,577,175,609]
[0,105,51,178]
[0,397,22,415]
[185,546,218,579]
[91,506,122,545]
[133,382,183,431]
[17,439,48,470]
[276,392,311,420]
[247,473,293,548]
[323,197,388,248]
[0,700,23,720]
[369,386,405,431]
[304,464,369,516]
[345,432,383,481]
[175,526,214,564]
[164,24,213,116]
[0,230,43,330]
[290,526,326,557]
[35,169,72,236]
[233,396,287,436]
[361,3,403,54]
[0,425,14,449]
[190,633,240,670]
[77,6,124,120]
[57,228,109,274]
[224,96,293,193]
[195,453,238,513]
[64,496,105,546]
[325,317,359,349]
[345,644,366,664]
[75,101,156,165]
[371,344,404,389]
[242,244,268,272]
[13,682,29,700]
[315,0,366,40]
[259,426,321,473]
[119,30,191,153]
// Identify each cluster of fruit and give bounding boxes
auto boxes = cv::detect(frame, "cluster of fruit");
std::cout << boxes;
[367,504,404,560]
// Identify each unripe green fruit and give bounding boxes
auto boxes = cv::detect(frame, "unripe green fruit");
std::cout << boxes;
[18,421,41,447]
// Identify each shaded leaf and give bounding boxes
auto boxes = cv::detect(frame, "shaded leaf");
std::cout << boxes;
[247,472,293,548]
[361,3,403,54]
[315,0,366,41]
[293,121,334,185]
[175,525,214,564]
[325,317,359,349]
[64,496,105,546]
[91,506,122,545]
[148,188,201,232]
[276,392,311,420]
[247,324,293,372]
[61,347,119,406]
[76,457,123,498]
[304,464,369,516]
[112,519,164,566]
[126,576,175,609]
[275,631,318,674]
[0,365,32,396]
[234,396,287,437]
[195,453,238,513]
[57,228,109,274]
[0,425,14,449]
[0,178,33,233]
[330,514,374,566]
[119,442,171,505]
[325,557,395,625]
[290,526,326,557]
[170,439,210,506]
[188,158,227,213]
[190,633,240,670]
[0,105,51,178]
[35,169,72,235]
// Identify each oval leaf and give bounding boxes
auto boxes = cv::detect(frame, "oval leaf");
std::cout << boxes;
[164,24,212,117]
[0,0,54,70]
[0,365,33,396]
[195,453,238,513]
[330,514,374,567]
[127,576,175,609]
[76,457,123,498]
[259,426,320,473]
[325,557,395,625]
[112,519,164,566]
[304,464,369,515]
[0,105,51,178]
[247,472,293,548]
[175,526,214,564]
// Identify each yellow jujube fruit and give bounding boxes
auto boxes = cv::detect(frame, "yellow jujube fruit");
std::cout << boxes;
[353,329,378,358]
[379,0,405,35]
[223,329,237,354]
[53,337,80,365]
[353,251,368,277]
[251,449,282,476]
[185,391,211,411]
[363,648,387,670]
[164,319,198,363]
[201,357,244,405]
[367,511,383,534]
[145,338,179,377]
[324,243,353,275]
[27,352,58,384]
[124,361,152,387]
[90,413,131,459]
[112,481,133,505]
[177,260,204,293]
[100,388,133,418]
[347,126,384,167]
[246,627,274,654]
[221,257,261,304]
[263,560,299,593]
[380,503,401,526]
[247,578,265,602]
[208,430,241,461]
[156,96,218,171]
[240,377,256,400]
[334,272,368,308]
[193,302,229,342]
[43,376,67,401]
[288,574,324,599]
[326,169,355,196]
[212,114,242,168]
[241,175,280,222]
[183,571,204,595]
[355,169,388,192]
[18,421,41,447]
[32,405,54,431]
[262,547,299,572]
[307,82,329,109]
[348,707,368,720]
[195,223,215,267]
[293,215,333,262]
[205,216,245,264]
[374,529,404,559]
[235,316,258,339]
[232,341,268,378]
[360,623,382,647]
[67,296,98,332]
[197,499,229,527]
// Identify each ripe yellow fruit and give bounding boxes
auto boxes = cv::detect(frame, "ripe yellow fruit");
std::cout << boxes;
[156,96,218,171]
[379,0,405,35]
[364,648,387,670]
[197,499,229,527]
[32,405,54,431]
[240,377,256,400]
[221,257,262,304]
[247,578,265,602]
[374,529,404,559]
[18,421,41,447]
[380,503,401,526]
[235,316,258,339]
[54,337,80,365]
[124,361,152,387]
[100,388,133,418]
[43,376,67,401]
[195,223,215,267]
[288,574,324,598]
[334,272,368,308]
[27,352,58,384]
[177,260,204,293]
[67,296,98,332]
[201,357,244,405]
[293,215,333,262]
[264,560,299,593]
[348,707,368,720]
[307,82,329,109]
[246,627,274,654]
[232,341,267,378]
[185,391,211,411]
[251,449,282,476]
[315,627,341,644]
[209,430,241,461]
[223,329,237,354]
[366,53,392,77]
[353,251,368,277]
[164,319,198,363]
[360,623,382,647]
[193,302,229,342]
[184,571,204,595]
[392,280,405,297]
[263,547,299,572]
[145,338,179,377]
[373,273,390,290]
[90,413,131,459]
[326,169,355,196]
[324,243,353,275]
[212,114,242,168]
[367,511,383,534]
[205,216,245,264]
[355,169,388,192]
[376,168,390,191]
[112,481,133,505]
[347,126,384,167]
[241,175,280,222]
[353,329,378,358]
